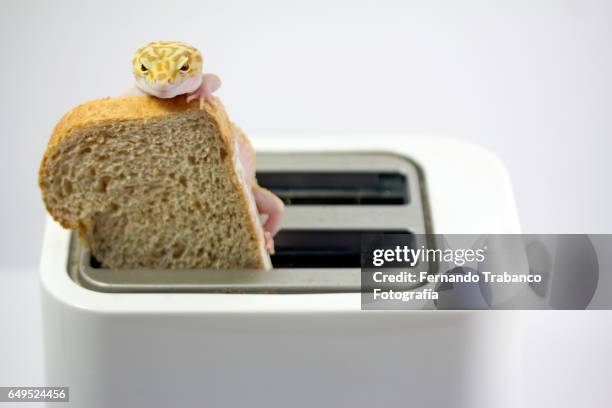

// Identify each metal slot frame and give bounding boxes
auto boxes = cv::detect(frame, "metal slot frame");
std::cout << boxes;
[69,151,433,293]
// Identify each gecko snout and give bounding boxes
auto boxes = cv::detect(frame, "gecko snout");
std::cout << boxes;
[154,81,174,90]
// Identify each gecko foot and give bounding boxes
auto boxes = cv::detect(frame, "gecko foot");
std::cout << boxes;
[264,232,275,255]
[186,88,213,110]
[186,74,220,109]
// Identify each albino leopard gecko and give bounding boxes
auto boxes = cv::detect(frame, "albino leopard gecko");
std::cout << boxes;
[129,40,284,253]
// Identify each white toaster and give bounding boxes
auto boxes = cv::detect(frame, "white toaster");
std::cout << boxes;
[40,136,522,408]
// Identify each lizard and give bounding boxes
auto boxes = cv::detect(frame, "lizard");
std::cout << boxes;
[129,40,284,253]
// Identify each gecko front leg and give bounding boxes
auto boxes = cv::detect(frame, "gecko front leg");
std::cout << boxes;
[186,73,222,109]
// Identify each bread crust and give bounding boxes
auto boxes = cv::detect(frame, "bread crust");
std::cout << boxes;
[39,96,270,269]
[41,97,227,178]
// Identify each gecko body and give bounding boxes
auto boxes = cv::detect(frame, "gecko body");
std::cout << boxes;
[131,41,284,253]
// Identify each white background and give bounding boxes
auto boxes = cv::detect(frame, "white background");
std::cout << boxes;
[0,1,610,407]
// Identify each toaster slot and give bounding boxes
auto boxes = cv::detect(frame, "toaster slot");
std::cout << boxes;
[271,229,411,268]
[76,228,426,293]
[256,172,408,205]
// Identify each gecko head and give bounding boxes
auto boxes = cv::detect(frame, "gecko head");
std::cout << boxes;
[132,41,203,98]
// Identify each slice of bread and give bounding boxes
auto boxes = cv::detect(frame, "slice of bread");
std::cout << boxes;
[39,96,272,270]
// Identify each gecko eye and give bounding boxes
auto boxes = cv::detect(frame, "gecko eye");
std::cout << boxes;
[140,64,148,72]
[180,63,190,72]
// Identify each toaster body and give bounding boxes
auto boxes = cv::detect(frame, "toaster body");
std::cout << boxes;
[40,136,522,407]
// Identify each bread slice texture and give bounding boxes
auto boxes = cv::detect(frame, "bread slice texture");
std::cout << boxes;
[39,96,271,270]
